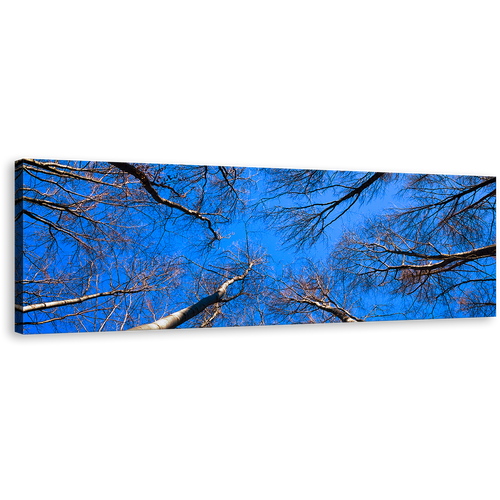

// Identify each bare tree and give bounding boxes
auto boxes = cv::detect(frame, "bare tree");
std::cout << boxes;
[16,159,143,332]
[15,159,255,333]
[329,173,496,319]
[261,168,394,248]
[268,259,366,324]
[18,247,182,333]
[108,162,254,245]
[127,244,267,330]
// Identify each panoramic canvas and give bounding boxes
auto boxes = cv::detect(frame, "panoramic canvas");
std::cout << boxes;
[15,159,496,334]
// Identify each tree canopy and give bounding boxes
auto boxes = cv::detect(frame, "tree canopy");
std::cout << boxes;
[15,159,496,333]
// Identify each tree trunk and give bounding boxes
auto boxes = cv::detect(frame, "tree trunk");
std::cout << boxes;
[130,263,254,330]
[16,288,146,313]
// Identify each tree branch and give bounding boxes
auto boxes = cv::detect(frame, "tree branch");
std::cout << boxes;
[109,162,220,242]
[373,244,495,274]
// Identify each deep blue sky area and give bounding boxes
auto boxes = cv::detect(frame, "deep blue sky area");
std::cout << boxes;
[17,162,494,333]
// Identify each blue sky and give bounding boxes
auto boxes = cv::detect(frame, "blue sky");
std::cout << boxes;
[16,160,496,333]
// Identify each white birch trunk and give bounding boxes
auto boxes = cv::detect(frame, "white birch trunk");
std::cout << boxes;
[130,263,254,330]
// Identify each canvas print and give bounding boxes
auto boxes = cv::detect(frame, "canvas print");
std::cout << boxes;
[15,159,496,334]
